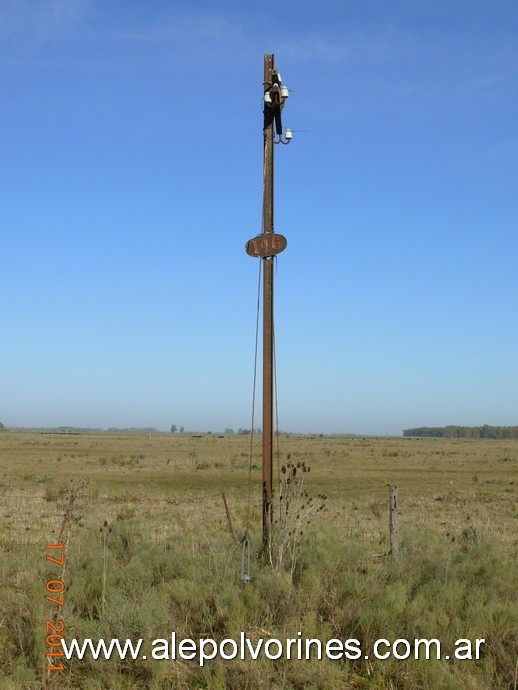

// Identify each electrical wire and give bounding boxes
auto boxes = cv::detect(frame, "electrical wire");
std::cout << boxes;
[245,258,262,537]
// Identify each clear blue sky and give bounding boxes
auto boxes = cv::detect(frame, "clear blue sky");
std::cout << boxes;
[1,0,517,434]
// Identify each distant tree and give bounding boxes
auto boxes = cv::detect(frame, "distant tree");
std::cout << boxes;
[403,425,518,439]
[224,428,234,435]
[0,422,5,433]
[170,424,177,433]
[179,426,184,433]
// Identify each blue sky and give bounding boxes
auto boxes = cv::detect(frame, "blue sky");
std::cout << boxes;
[1,0,517,434]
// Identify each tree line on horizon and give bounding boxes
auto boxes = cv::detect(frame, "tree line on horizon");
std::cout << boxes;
[0,425,161,434]
[403,425,518,439]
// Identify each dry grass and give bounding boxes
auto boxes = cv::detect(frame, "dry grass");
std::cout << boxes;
[0,433,516,689]
[1,433,515,548]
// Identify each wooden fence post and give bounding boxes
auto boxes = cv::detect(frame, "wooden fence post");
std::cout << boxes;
[222,492,237,542]
[389,485,400,556]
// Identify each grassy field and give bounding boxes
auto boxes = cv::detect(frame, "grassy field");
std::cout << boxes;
[0,433,516,689]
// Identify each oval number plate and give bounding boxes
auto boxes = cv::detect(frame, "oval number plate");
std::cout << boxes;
[245,233,287,258]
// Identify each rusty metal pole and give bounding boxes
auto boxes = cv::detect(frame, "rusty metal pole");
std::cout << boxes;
[262,54,275,549]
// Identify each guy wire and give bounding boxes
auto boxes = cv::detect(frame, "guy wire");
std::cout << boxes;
[273,256,282,528]
[273,305,281,485]
[245,258,262,536]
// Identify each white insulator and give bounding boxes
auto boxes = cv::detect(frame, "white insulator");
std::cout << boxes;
[281,85,289,99]
[285,128,293,140]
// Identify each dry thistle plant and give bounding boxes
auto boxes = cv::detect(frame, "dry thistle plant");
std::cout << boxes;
[58,478,88,542]
[57,478,88,585]
[269,457,326,578]
[44,479,88,685]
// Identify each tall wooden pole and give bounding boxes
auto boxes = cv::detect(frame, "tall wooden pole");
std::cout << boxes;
[262,54,275,548]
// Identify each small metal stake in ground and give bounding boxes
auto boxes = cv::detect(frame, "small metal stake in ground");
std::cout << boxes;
[389,485,400,556]
[240,536,252,583]
[245,54,291,550]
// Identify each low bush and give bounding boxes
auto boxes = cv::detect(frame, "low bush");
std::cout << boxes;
[1,520,511,688]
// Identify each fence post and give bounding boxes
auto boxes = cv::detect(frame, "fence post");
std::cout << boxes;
[222,492,237,542]
[389,485,400,557]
